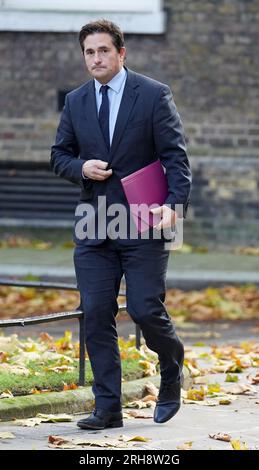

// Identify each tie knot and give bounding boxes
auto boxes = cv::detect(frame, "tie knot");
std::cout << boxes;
[100,85,109,95]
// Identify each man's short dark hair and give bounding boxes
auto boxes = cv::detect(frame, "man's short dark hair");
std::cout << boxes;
[79,19,125,53]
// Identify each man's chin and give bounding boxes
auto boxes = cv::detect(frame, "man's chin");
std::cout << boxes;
[93,68,104,74]
[92,71,109,82]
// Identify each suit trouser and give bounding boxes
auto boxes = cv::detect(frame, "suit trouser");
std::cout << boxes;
[74,238,184,412]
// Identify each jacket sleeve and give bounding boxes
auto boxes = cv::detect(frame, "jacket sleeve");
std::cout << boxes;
[50,94,87,187]
[153,85,192,218]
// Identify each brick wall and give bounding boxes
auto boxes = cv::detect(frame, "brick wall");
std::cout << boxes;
[187,156,259,247]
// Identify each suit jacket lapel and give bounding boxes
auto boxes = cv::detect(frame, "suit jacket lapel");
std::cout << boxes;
[109,69,139,162]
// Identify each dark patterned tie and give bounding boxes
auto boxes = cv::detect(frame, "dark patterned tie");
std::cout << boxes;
[99,85,110,150]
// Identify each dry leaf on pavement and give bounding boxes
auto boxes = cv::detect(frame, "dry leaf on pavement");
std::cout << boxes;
[36,413,73,423]
[124,435,150,442]
[230,439,249,450]
[125,399,155,409]
[14,413,73,427]
[123,410,153,419]
[14,417,43,427]
[177,441,193,450]
[219,399,233,405]
[0,432,15,439]
[183,399,218,406]
[247,373,259,385]
[221,384,255,395]
[48,435,76,449]
[186,387,206,401]
[48,434,150,449]
[209,432,231,442]
[142,394,157,402]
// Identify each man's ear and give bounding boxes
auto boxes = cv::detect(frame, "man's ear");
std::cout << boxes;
[120,47,126,61]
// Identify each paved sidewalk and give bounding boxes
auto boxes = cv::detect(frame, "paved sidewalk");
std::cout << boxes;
[1,248,259,287]
[0,370,258,450]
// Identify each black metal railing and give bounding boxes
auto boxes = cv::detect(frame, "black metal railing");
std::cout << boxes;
[0,279,141,386]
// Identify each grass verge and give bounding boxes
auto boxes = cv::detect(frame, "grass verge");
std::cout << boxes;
[0,358,146,396]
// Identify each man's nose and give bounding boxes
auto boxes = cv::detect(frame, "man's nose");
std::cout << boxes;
[93,52,102,63]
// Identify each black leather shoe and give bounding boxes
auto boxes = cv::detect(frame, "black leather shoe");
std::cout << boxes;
[77,409,123,430]
[154,375,183,424]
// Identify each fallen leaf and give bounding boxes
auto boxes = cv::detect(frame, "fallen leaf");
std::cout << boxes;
[14,418,43,427]
[0,334,21,353]
[36,413,73,423]
[187,387,205,401]
[208,383,221,394]
[123,410,152,419]
[39,332,53,342]
[183,399,218,406]
[29,388,42,395]
[0,432,15,439]
[126,400,154,409]
[14,413,73,427]
[185,363,201,377]
[139,360,157,377]
[221,384,255,395]
[63,383,78,391]
[50,434,151,449]
[219,399,232,405]
[234,247,259,256]
[193,377,208,385]
[209,432,231,442]
[230,439,249,450]
[177,441,193,450]
[225,374,239,383]
[142,394,157,402]
[0,390,14,399]
[0,352,9,363]
[45,365,75,373]
[247,373,259,385]
[48,435,76,449]
[123,435,150,443]
[74,437,123,448]
[0,363,30,376]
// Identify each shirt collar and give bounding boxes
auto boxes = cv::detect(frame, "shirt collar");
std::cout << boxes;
[94,67,127,94]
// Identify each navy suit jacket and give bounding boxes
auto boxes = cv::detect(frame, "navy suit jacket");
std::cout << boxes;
[51,67,192,244]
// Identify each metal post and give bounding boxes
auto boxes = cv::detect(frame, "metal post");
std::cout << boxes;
[135,324,141,350]
[78,316,85,386]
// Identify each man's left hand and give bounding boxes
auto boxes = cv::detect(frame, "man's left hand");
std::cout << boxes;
[151,205,177,230]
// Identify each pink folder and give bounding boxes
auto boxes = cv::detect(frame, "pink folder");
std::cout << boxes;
[121,159,169,232]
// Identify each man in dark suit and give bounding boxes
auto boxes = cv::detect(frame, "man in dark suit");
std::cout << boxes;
[51,19,191,430]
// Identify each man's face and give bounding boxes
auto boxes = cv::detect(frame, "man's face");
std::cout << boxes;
[83,32,126,84]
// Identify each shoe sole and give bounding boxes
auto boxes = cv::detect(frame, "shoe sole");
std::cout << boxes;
[77,420,123,430]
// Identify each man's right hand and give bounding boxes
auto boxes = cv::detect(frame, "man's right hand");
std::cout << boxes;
[82,160,113,181]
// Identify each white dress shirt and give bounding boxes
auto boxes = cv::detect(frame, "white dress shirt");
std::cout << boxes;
[94,66,127,146]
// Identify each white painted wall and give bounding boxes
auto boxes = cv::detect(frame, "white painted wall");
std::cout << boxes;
[1,0,161,13]
[0,0,166,33]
